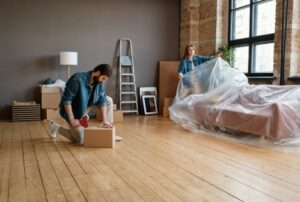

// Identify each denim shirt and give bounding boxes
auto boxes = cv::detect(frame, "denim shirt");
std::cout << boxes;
[59,71,107,121]
[178,55,212,75]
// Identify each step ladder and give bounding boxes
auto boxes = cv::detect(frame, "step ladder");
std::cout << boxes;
[118,38,139,115]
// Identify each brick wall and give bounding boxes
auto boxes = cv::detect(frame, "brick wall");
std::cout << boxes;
[198,0,217,55]
[180,0,200,57]
[273,0,300,84]
[289,0,300,83]
[180,0,228,58]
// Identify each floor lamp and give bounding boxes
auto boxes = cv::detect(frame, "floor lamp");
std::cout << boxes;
[60,51,78,79]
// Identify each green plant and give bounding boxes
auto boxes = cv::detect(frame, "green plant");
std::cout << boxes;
[218,45,234,67]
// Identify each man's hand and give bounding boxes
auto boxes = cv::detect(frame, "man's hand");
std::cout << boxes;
[70,118,80,128]
[101,120,113,128]
[82,115,89,121]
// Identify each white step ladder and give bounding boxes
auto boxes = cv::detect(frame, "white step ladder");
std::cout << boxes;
[118,38,139,115]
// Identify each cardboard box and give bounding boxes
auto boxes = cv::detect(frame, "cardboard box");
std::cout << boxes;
[84,126,115,148]
[12,104,41,122]
[41,86,60,94]
[96,109,123,123]
[163,107,170,118]
[96,109,102,121]
[113,110,123,123]
[164,98,174,108]
[159,61,179,115]
[42,109,61,120]
[41,93,61,109]
[41,86,61,109]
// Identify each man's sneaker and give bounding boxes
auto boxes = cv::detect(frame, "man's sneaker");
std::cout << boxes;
[48,120,58,139]
[115,135,123,141]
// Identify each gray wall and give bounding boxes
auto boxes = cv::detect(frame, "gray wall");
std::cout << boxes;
[0,0,180,119]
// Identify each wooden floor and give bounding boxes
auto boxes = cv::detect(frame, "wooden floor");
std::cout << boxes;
[1,117,300,202]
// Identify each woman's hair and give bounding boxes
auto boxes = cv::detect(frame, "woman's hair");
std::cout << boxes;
[183,44,195,59]
[93,64,112,77]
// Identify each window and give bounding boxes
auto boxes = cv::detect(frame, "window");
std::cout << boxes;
[229,0,276,76]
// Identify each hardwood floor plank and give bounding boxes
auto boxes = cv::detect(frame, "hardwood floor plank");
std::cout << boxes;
[147,122,300,191]
[27,122,67,202]
[131,119,300,190]
[123,122,300,201]
[117,124,279,202]
[97,149,213,202]
[20,122,47,202]
[53,143,106,201]
[8,123,27,202]
[43,142,87,202]
[0,124,12,202]
[154,118,300,170]
[65,144,142,202]
[118,140,244,201]
[93,150,164,202]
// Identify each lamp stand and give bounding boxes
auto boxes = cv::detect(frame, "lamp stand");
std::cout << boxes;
[68,66,71,79]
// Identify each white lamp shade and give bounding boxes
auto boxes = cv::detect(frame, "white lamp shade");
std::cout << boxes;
[60,51,78,66]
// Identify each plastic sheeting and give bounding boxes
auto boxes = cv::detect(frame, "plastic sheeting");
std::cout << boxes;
[169,57,300,151]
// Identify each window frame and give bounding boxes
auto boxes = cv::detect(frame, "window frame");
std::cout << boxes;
[228,0,275,76]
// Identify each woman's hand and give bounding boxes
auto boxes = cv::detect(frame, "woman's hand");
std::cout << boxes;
[70,118,80,128]
[178,73,183,80]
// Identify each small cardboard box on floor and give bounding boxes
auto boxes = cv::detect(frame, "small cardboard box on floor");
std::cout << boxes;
[163,98,173,118]
[96,109,123,123]
[164,98,173,108]
[41,86,61,109]
[163,107,170,118]
[84,126,115,148]
[42,109,61,120]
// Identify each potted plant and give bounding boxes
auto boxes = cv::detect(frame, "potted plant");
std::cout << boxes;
[218,45,234,67]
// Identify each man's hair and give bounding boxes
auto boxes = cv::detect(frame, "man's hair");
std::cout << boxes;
[93,64,112,77]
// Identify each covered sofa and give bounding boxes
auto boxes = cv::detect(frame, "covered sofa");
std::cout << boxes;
[169,58,300,143]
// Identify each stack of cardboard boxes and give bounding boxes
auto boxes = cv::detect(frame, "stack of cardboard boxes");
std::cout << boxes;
[41,86,61,120]
[163,98,173,118]
[12,104,41,122]
[96,104,124,123]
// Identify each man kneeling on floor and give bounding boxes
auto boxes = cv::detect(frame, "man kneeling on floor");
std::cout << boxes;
[48,64,122,143]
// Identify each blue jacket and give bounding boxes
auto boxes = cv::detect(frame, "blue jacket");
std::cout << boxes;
[178,55,212,75]
[60,71,107,121]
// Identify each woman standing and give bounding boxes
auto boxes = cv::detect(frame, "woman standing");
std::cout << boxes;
[178,44,212,79]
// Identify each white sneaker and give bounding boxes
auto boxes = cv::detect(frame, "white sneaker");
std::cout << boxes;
[115,135,123,141]
[48,120,58,139]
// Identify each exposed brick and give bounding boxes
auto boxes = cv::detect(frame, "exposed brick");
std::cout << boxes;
[273,0,300,84]
[180,0,227,57]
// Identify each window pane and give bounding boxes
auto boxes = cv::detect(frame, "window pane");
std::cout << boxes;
[254,43,274,73]
[232,8,250,40]
[254,0,276,36]
[234,46,249,73]
[233,0,250,9]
